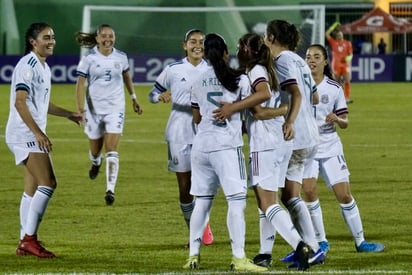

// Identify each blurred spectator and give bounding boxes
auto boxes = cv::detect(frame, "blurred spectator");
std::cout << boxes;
[378,38,387,54]
[354,38,364,54]
[361,42,372,54]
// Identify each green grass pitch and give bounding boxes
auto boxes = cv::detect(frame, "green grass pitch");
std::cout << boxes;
[0,83,411,274]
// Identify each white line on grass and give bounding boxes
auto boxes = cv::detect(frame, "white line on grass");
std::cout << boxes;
[148,271,407,275]
[7,270,405,275]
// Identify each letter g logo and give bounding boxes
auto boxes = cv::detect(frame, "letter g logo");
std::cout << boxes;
[366,16,384,26]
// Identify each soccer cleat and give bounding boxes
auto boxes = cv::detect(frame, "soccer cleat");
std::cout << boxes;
[287,261,299,269]
[280,250,295,262]
[356,241,385,252]
[288,247,326,269]
[17,235,55,258]
[202,222,214,245]
[89,164,101,179]
[253,253,272,267]
[16,245,29,256]
[318,241,330,254]
[105,190,115,205]
[183,255,199,269]
[230,256,268,272]
[295,241,311,271]
[308,248,326,266]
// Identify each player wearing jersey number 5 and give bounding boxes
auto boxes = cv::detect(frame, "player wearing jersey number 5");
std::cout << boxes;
[302,44,384,254]
[148,29,213,246]
[183,33,266,273]
[75,24,143,205]
[5,22,82,258]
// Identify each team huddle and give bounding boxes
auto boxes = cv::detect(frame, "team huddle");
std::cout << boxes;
[149,20,384,272]
[5,20,383,272]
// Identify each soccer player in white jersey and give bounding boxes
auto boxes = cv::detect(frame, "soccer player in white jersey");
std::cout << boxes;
[183,33,266,273]
[263,19,325,266]
[302,44,384,253]
[148,29,213,246]
[75,24,143,205]
[5,22,82,258]
[236,33,311,271]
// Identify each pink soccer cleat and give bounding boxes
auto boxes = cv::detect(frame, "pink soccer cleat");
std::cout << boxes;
[202,222,214,245]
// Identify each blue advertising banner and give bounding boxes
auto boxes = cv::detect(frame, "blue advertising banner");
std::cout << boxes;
[350,54,393,82]
[0,54,410,84]
[393,55,412,82]
[0,54,182,84]
[0,55,81,84]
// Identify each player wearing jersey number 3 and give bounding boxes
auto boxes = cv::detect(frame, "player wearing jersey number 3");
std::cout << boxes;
[75,24,143,205]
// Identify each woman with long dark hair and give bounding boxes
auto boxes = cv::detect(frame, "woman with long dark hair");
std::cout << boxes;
[237,32,312,271]
[6,22,82,258]
[302,44,384,253]
[183,33,266,273]
[263,19,325,267]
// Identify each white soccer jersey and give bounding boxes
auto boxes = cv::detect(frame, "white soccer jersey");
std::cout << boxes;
[191,67,250,152]
[77,46,129,115]
[275,50,319,150]
[148,57,208,144]
[5,52,51,143]
[314,76,348,158]
[244,65,285,152]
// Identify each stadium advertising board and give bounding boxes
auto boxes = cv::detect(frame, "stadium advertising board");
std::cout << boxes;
[351,55,393,81]
[0,55,411,83]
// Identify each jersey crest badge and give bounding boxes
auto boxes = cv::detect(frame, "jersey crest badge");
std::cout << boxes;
[22,68,33,81]
[173,156,179,165]
[321,94,329,104]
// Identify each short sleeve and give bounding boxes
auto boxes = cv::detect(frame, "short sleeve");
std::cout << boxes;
[76,56,90,77]
[15,63,34,93]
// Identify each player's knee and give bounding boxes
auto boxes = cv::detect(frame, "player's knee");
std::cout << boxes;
[337,193,352,204]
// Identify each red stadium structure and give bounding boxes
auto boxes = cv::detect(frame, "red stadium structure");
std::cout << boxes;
[340,7,412,53]
[340,7,412,34]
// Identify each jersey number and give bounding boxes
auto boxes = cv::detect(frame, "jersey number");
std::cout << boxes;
[207,91,226,127]
[104,70,112,81]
